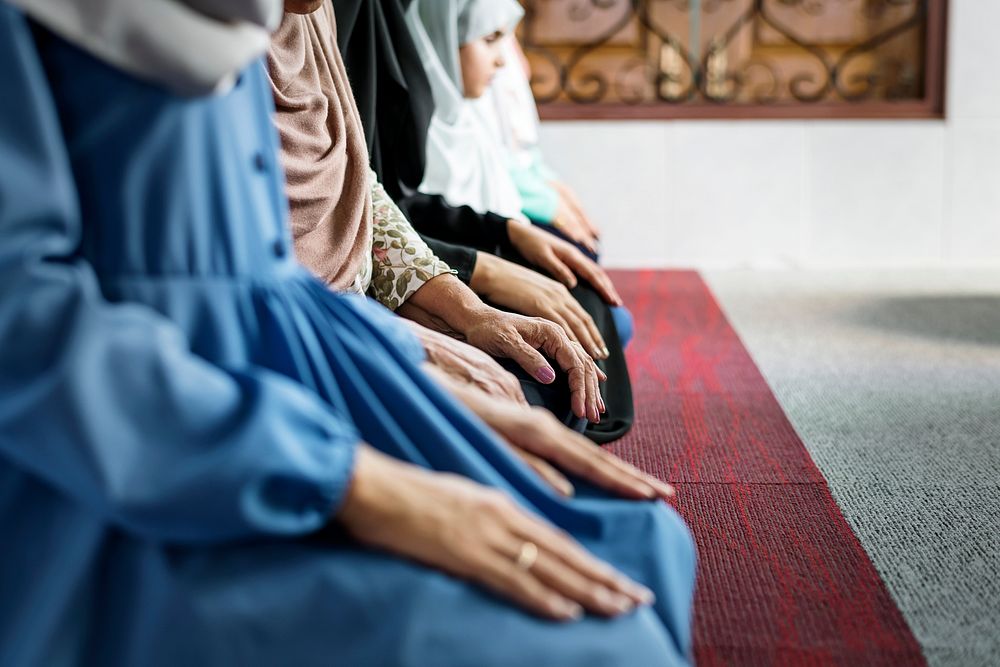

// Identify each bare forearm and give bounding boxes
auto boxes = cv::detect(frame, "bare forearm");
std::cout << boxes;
[467,250,502,301]
[404,273,491,336]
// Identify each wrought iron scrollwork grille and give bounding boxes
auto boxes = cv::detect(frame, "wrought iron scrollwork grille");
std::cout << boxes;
[519,0,947,119]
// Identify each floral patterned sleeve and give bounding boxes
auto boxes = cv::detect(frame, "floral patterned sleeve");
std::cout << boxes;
[368,170,455,311]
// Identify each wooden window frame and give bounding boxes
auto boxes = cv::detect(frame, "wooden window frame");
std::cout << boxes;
[529,0,948,121]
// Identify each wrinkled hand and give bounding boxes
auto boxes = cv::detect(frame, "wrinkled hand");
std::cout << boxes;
[471,253,609,361]
[507,221,623,307]
[396,274,604,422]
[408,321,527,405]
[462,307,606,423]
[338,446,656,621]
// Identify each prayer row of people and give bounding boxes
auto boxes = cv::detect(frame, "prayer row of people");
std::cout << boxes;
[0,0,696,664]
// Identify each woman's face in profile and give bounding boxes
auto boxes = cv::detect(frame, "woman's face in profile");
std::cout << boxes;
[459,30,506,98]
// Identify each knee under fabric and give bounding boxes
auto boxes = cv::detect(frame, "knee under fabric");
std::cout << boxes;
[611,306,634,349]
[568,284,635,444]
[531,221,599,262]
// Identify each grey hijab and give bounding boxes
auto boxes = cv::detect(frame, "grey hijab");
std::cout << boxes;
[8,0,282,95]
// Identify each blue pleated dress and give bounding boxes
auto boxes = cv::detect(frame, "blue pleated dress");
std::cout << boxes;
[0,7,695,666]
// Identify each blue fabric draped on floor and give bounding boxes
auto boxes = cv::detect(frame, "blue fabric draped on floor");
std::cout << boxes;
[0,7,694,665]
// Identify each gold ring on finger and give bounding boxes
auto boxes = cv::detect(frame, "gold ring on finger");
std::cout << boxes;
[515,541,538,571]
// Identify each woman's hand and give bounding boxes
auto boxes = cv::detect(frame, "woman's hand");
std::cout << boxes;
[398,274,605,423]
[471,253,609,361]
[460,308,606,424]
[552,180,601,241]
[497,405,676,500]
[430,373,676,501]
[552,198,599,255]
[408,321,527,404]
[422,362,574,496]
[423,364,572,495]
[506,221,623,307]
[338,446,656,621]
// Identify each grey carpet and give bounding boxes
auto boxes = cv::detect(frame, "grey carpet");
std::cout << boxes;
[705,270,1000,667]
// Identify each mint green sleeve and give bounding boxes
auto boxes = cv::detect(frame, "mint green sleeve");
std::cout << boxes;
[509,150,560,224]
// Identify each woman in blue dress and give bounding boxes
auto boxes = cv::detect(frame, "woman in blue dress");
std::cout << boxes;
[0,1,696,665]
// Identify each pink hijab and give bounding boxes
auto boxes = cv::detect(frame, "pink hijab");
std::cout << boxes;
[267,3,373,291]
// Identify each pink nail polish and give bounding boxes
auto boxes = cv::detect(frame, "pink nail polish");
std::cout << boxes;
[537,367,556,383]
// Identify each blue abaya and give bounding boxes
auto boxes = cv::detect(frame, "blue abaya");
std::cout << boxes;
[0,7,695,666]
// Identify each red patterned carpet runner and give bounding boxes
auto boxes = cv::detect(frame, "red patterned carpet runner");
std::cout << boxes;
[609,271,924,666]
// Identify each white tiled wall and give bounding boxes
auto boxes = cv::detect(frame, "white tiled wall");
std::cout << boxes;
[539,1,1000,269]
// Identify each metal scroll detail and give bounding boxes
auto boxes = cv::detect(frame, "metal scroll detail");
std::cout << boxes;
[519,0,930,107]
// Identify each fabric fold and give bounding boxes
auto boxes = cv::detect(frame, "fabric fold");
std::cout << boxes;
[267,5,374,293]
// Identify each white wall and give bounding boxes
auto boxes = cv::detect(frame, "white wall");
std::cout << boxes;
[538,1,1000,269]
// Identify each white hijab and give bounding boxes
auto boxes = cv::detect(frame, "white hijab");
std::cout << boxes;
[405,0,526,221]
[8,0,282,96]
[481,36,544,172]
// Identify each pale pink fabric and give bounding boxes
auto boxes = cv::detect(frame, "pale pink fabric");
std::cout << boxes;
[267,4,372,291]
